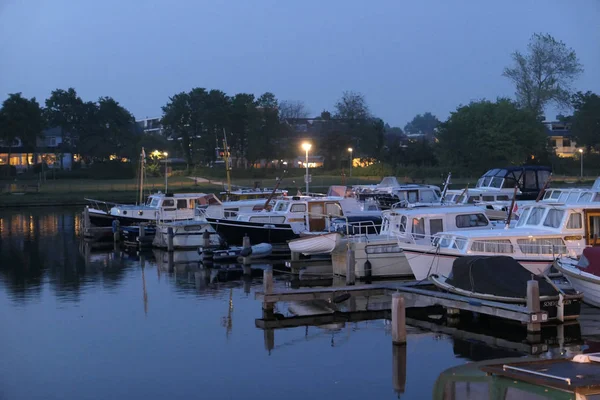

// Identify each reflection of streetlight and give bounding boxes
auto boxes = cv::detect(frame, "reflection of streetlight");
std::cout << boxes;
[348,147,353,177]
[301,142,312,194]
[164,152,169,192]
[579,148,583,178]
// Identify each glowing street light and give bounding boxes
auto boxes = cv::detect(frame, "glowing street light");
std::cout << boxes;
[579,148,584,178]
[348,147,353,177]
[301,142,312,194]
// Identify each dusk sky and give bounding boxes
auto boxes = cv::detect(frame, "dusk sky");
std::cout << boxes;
[1,0,598,127]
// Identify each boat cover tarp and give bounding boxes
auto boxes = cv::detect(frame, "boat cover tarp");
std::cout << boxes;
[445,256,557,298]
[578,247,600,277]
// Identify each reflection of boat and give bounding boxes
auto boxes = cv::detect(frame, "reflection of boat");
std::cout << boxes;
[555,248,600,308]
[153,220,221,249]
[288,232,342,256]
[153,249,202,266]
[433,355,600,399]
[288,300,344,331]
[212,243,272,262]
[430,256,582,321]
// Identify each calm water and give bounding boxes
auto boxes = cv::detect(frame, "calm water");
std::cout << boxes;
[0,208,589,400]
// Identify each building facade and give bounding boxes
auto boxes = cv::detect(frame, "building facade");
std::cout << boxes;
[0,127,73,172]
[545,121,578,157]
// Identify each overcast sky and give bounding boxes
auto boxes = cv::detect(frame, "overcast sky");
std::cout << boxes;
[1,0,598,127]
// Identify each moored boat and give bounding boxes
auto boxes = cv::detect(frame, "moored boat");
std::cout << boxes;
[555,247,600,308]
[288,232,342,256]
[429,255,582,321]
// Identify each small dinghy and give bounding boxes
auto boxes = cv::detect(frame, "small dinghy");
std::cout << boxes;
[288,232,342,256]
[212,243,272,262]
[430,255,582,321]
[555,248,600,308]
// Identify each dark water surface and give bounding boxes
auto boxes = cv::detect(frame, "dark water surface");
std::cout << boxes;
[0,208,581,400]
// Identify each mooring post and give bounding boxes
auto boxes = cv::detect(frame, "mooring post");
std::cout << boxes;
[392,341,407,396]
[526,279,541,333]
[167,250,174,272]
[202,230,211,249]
[167,227,174,252]
[291,251,300,262]
[112,219,120,244]
[138,224,145,249]
[346,247,356,285]
[263,268,274,311]
[243,265,251,276]
[241,234,252,264]
[391,293,407,345]
[83,206,91,233]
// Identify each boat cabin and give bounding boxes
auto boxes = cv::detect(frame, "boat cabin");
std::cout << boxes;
[381,206,498,244]
[475,166,551,200]
[110,192,209,222]
[354,177,442,209]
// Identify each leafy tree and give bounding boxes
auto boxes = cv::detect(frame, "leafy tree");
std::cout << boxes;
[571,91,600,151]
[436,98,548,171]
[279,100,309,120]
[161,92,192,168]
[0,93,44,174]
[248,92,280,167]
[503,33,583,115]
[384,123,404,136]
[229,93,257,167]
[44,88,85,167]
[404,112,440,138]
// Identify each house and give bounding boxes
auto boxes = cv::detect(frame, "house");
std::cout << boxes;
[136,117,164,135]
[545,121,579,157]
[0,127,73,172]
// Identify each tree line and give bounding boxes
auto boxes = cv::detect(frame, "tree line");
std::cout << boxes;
[1,32,598,177]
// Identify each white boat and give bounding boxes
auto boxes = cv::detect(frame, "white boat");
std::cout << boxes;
[353,176,442,209]
[288,232,342,256]
[332,205,502,280]
[555,248,600,308]
[212,243,273,262]
[401,202,596,280]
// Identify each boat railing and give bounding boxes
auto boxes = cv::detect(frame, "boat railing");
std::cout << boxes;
[85,198,120,213]
[431,238,583,259]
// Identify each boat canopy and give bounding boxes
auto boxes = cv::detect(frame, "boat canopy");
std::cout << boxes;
[476,166,551,198]
[577,247,600,277]
[445,256,557,298]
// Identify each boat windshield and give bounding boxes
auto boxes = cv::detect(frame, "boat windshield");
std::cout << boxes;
[146,197,160,208]
[516,208,531,227]
[543,209,565,228]
[526,207,546,225]
[274,201,289,212]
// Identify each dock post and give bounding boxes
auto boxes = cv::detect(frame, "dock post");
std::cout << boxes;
[243,265,251,276]
[391,293,407,345]
[263,268,274,311]
[392,341,407,396]
[167,227,174,252]
[346,247,355,285]
[112,219,120,245]
[138,224,145,249]
[202,230,211,249]
[242,234,252,264]
[526,279,541,333]
[291,251,300,262]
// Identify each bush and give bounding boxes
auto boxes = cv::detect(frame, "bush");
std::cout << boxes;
[88,161,136,179]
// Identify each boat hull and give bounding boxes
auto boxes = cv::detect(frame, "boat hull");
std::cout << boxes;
[206,217,298,246]
[555,259,600,308]
[153,223,220,249]
[288,233,342,256]
[402,247,552,281]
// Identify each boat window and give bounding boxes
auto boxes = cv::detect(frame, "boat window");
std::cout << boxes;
[162,199,174,208]
[517,238,566,255]
[537,170,551,187]
[249,216,286,224]
[543,191,553,200]
[420,190,437,203]
[524,170,537,189]
[558,193,569,203]
[578,192,592,203]
[526,207,545,225]
[290,203,306,213]
[149,198,160,207]
[456,214,488,228]
[551,191,561,200]
[455,194,466,204]
[177,199,187,209]
[325,203,342,216]
[467,196,478,204]
[399,216,407,233]
[566,192,579,203]
[516,208,530,227]
[434,190,441,199]
[567,213,582,229]
[452,237,467,250]
[407,191,418,203]
[482,177,492,187]
[471,240,513,253]
[429,219,443,236]
[482,196,494,202]
[490,177,503,188]
[497,195,509,201]
[274,201,289,212]
[146,197,154,205]
[476,177,484,188]
[543,209,565,228]
[438,236,452,248]
[593,193,600,202]
[411,217,425,239]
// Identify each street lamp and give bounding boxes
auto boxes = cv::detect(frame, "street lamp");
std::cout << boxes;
[163,152,169,192]
[301,142,312,194]
[579,148,583,178]
[348,147,353,178]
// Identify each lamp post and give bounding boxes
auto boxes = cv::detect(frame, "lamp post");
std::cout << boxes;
[164,152,169,192]
[348,147,353,178]
[579,148,583,178]
[301,142,312,195]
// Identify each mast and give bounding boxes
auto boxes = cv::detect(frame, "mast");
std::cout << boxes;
[222,129,232,197]
[139,147,145,205]
[440,172,452,203]
[505,185,519,228]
